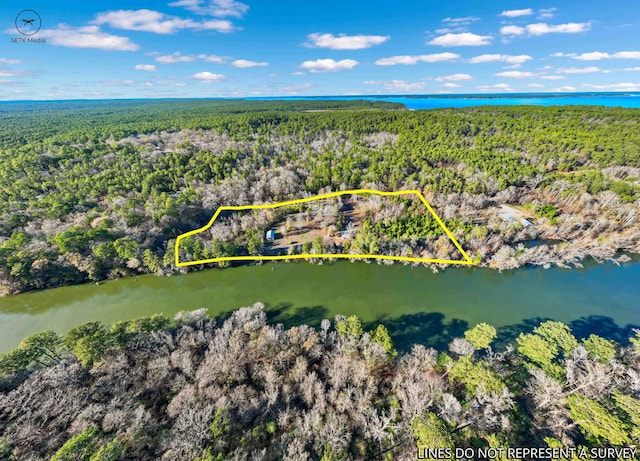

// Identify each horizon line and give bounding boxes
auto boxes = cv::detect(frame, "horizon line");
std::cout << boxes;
[1,91,639,103]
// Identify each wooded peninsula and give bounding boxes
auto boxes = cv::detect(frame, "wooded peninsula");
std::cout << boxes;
[1,99,639,295]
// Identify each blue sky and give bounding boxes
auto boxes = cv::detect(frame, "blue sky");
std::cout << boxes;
[1,0,639,99]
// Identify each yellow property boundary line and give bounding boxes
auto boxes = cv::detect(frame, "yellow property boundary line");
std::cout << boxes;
[175,189,475,267]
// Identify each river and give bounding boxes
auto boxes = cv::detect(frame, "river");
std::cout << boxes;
[1,259,638,353]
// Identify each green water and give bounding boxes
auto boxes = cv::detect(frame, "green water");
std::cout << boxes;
[0,260,638,352]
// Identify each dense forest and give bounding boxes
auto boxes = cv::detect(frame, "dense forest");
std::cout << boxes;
[1,100,639,294]
[0,305,638,460]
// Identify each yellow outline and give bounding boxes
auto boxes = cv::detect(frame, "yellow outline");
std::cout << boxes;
[175,189,475,267]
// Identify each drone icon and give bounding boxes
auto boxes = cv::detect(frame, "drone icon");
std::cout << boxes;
[15,9,41,36]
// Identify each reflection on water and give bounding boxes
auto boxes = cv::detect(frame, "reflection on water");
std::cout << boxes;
[0,259,638,352]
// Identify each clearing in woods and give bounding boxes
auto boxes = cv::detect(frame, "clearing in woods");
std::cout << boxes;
[175,189,475,267]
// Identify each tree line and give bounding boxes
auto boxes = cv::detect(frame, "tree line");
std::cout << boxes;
[0,305,638,460]
[0,101,639,295]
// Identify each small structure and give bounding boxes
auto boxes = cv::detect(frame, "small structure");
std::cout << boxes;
[266,229,275,241]
[497,204,534,227]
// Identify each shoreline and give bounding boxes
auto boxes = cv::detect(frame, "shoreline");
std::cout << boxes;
[2,249,638,299]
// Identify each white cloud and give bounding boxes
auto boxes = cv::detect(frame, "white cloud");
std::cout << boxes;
[97,79,136,87]
[0,69,26,77]
[231,59,268,68]
[562,51,640,61]
[305,33,389,50]
[92,9,235,34]
[299,59,358,73]
[0,58,22,64]
[154,51,225,64]
[364,79,426,92]
[168,0,249,18]
[199,54,225,63]
[134,64,157,71]
[419,53,462,62]
[161,80,187,87]
[499,8,533,17]
[623,67,640,71]
[375,56,419,66]
[572,51,610,61]
[583,82,640,91]
[156,52,196,63]
[528,83,543,88]
[555,85,576,91]
[527,22,591,36]
[538,8,557,19]
[434,17,480,34]
[540,75,565,80]
[0,79,25,87]
[443,16,480,25]
[501,22,591,36]
[615,51,640,59]
[442,82,462,88]
[375,53,459,66]
[39,25,139,51]
[494,71,536,78]
[192,71,226,82]
[435,73,473,81]
[477,83,513,92]
[469,54,533,67]
[155,52,226,64]
[428,32,492,46]
[280,83,312,95]
[557,66,600,74]
[500,26,524,36]
[385,80,426,92]
[500,25,525,35]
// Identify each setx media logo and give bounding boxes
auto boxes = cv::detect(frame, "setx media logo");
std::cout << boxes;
[15,9,42,36]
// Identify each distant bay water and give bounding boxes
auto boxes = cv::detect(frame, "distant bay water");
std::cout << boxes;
[250,92,640,110]
[4,93,640,110]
